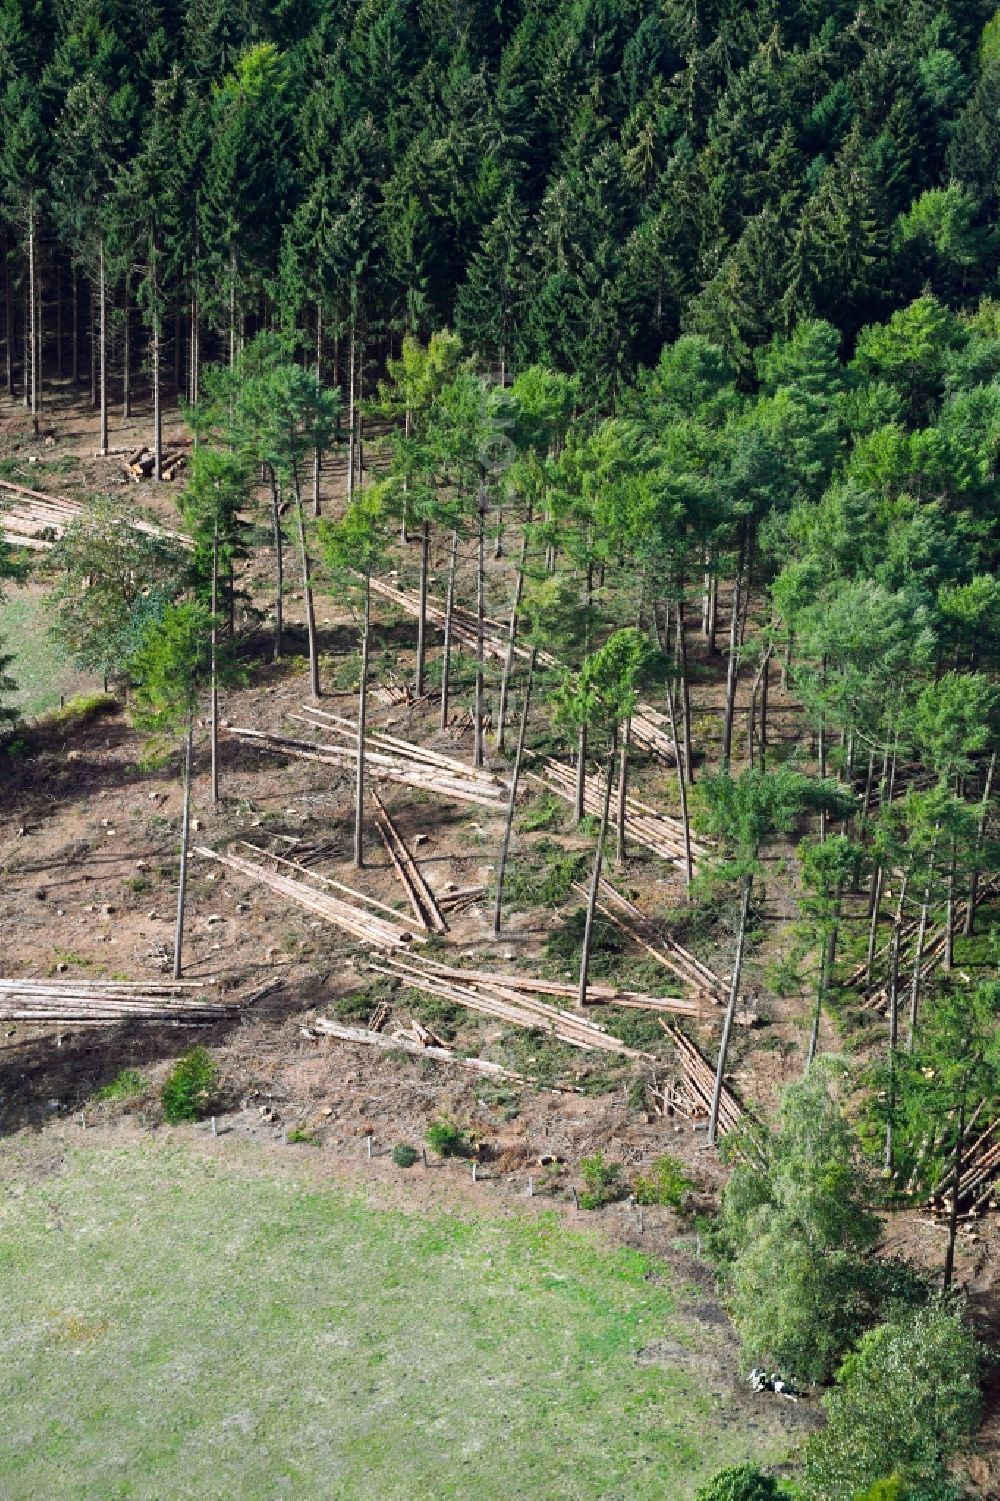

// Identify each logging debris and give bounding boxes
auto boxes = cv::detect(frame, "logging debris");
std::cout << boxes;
[663,1023,744,1135]
[0,978,235,1026]
[533,760,708,872]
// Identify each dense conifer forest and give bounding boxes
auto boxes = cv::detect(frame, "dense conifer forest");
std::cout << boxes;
[0,3,998,1499]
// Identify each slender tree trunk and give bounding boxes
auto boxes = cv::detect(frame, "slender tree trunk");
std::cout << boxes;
[416,519,430,698]
[210,521,219,806]
[474,480,487,769]
[806,932,831,1074]
[943,1097,966,1291]
[122,272,131,419]
[312,302,323,516]
[496,516,530,753]
[55,261,62,378]
[292,464,320,701]
[28,195,38,435]
[269,467,283,660]
[721,549,743,771]
[89,281,96,405]
[615,717,631,864]
[759,650,769,770]
[354,571,370,868]
[228,245,236,368]
[578,735,617,1008]
[706,571,718,653]
[98,238,108,455]
[965,749,995,936]
[575,562,593,820]
[708,875,751,1146]
[173,713,194,980]
[4,238,13,397]
[151,279,162,481]
[346,317,356,503]
[71,264,78,387]
[907,886,932,1052]
[493,649,536,938]
[676,599,694,782]
[865,863,884,985]
[440,528,458,730]
[665,676,692,892]
[944,834,956,972]
[884,882,906,1174]
[22,272,29,409]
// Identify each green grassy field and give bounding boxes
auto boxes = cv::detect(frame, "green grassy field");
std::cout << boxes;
[0,585,99,718]
[0,1136,791,1500]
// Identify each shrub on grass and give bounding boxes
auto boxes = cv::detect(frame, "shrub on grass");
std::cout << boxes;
[392,1143,419,1168]
[425,1118,468,1158]
[695,1465,782,1500]
[579,1151,624,1209]
[287,1127,319,1145]
[161,1047,218,1124]
[95,1068,148,1103]
[633,1152,693,1208]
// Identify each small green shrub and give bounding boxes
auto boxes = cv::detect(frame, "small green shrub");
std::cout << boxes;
[695,1464,782,1501]
[579,1151,623,1209]
[633,1152,694,1209]
[95,1068,148,1103]
[161,1047,218,1124]
[287,1127,319,1145]
[503,840,586,909]
[392,1143,419,1168]
[518,793,564,833]
[425,1117,468,1158]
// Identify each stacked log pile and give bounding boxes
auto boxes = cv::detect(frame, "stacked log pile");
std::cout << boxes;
[371,791,448,934]
[851,878,998,1012]
[0,477,191,550]
[927,1113,1000,1220]
[533,759,707,872]
[0,978,234,1026]
[196,844,422,949]
[367,953,656,1059]
[664,1023,744,1135]
[403,956,703,1018]
[587,880,730,1005]
[227,711,509,810]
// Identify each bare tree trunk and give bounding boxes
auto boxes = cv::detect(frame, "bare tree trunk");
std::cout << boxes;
[151,281,162,481]
[759,650,769,770]
[806,933,831,1074]
[122,271,131,419]
[884,883,906,1174]
[944,834,956,972]
[943,1098,965,1291]
[440,528,458,730]
[228,245,236,368]
[354,571,370,868]
[173,713,194,980]
[346,317,356,503]
[493,649,535,938]
[416,519,430,698]
[56,261,62,378]
[721,550,743,770]
[28,195,38,435]
[71,264,78,387]
[269,467,283,660]
[615,717,631,864]
[665,676,692,892]
[676,599,694,782]
[291,463,320,701]
[4,238,13,396]
[578,735,617,1008]
[907,887,932,1052]
[474,479,486,769]
[708,875,751,1146]
[98,238,108,455]
[210,521,219,806]
[496,516,530,753]
[312,302,322,516]
[965,749,995,936]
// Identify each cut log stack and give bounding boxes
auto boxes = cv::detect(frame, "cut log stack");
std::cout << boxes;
[0,978,235,1026]
[586,879,730,1005]
[368,574,676,763]
[126,446,187,481]
[533,759,708,873]
[403,956,703,1017]
[371,790,448,934]
[0,477,192,551]
[196,844,423,950]
[226,711,510,810]
[927,1113,1000,1220]
[663,1022,744,1135]
[367,953,656,1059]
[852,878,999,1012]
